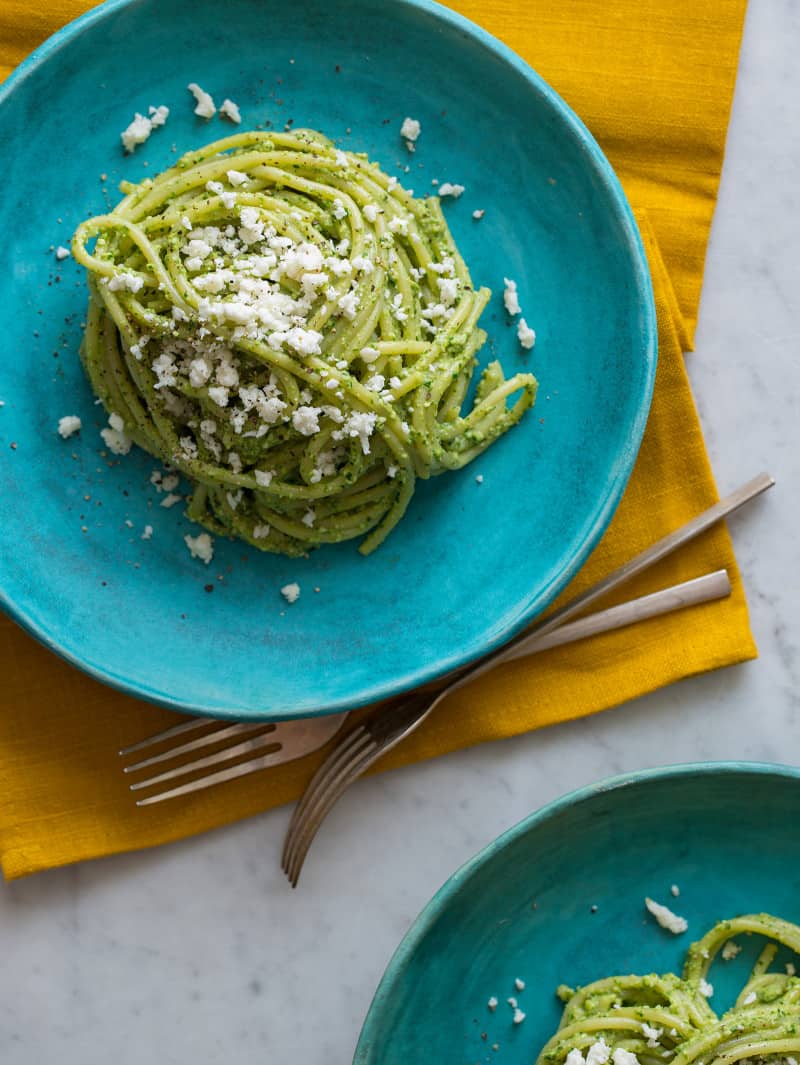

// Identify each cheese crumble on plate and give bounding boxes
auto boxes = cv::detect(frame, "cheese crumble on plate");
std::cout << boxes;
[57,415,82,439]
[281,582,301,604]
[645,896,688,934]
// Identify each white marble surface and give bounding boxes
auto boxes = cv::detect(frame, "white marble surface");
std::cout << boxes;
[2,4,799,1062]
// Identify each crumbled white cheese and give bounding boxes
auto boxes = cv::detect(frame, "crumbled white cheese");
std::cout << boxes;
[108,272,144,294]
[188,357,212,388]
[388,216,409,235]
[120,113,152,153]
[292,406,322,436]
[642,1024,662,1047]
[337,289,359,319]
[188,82,216,118]
[141,525,153,540]
[184,532,214,564]
[363,203,379,223]
[254,466,276,487]
[207,386,230,407]
[387,176,398,191]
[517,317,536,350]
[219,98,242,124]
[360,346,380,362]
[326,256,352,278]
[226,169,248,186]
[565,1051,586,1065]
[507,997,517,1008]
[301,509,316,528]
[253,524,270,539]
[487,997,498,1011]
[148,104,169,127]
[503,277,521,316]
[55,245,70,260]
[512,1008,526,1025]
[645,897,688,934]
[586,1040,611,1065]
[119,105,168,152]
[100,412,131,455]
[475,474,484,484]
[351,255,374,274]
[285,327,323,356]
[613,1050,639,1065]
[400,116,420,145]
[699,979,714,998]
[721,940,741,961]
[337,411,377,454]
[670,884,680,897]
[332,198,347,220]
[437,182,464,197]
[281,582,300,604]
[160,493,182,509]
[514,978,525,991]
[57,415,81,439]
[472,209,485,220]
[335,149,349,168]
[437,276,458,306]
[742,991,757,1005]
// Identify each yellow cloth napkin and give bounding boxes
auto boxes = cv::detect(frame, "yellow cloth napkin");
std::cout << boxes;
[0,0,752,879]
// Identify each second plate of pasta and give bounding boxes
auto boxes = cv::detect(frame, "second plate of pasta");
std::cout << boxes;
[354,763,800,1064]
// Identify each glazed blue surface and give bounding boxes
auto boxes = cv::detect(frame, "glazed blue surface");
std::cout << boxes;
[355,763,800,1064]
[0,0,655,719]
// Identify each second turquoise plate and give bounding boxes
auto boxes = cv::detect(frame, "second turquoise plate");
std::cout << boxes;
[355,763,800,1063]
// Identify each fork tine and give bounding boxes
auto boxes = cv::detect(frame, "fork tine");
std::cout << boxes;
[285,726,371,832]
[283,745,381,886]
[282,732,375,874]
[123,722,273,772]
[118,716,215,756]
[281,726,372,865]
[129,731,283,791]
[134,744,300,805]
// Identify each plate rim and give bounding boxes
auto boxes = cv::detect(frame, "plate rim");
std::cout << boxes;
[354,760,800,1062]
[0,0,657,720]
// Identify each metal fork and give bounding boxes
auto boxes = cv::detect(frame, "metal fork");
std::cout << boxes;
[120,713,348,805]
[281,472,774,885]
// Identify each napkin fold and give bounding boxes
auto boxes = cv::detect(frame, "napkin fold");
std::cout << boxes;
[0,0,752,879]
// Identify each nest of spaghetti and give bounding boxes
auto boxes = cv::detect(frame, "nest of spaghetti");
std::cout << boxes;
[73,129,537,556]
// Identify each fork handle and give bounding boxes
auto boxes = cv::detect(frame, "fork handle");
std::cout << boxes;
[370,568,732,752]
[498,569,731,662]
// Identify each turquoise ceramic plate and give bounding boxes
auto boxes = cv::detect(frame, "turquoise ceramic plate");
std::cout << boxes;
[0,0,656,719]
[355,763,800,1063]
